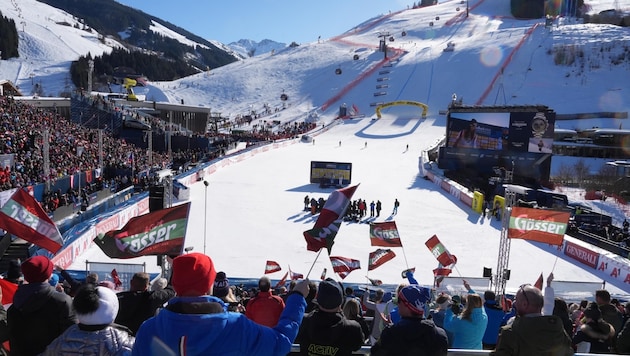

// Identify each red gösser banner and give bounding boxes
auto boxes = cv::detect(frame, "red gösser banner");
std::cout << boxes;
[508,207,570,246]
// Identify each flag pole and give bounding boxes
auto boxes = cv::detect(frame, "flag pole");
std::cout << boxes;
[305,249,323,279]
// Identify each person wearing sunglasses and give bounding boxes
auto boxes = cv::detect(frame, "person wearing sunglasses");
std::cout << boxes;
[491,283,574,355]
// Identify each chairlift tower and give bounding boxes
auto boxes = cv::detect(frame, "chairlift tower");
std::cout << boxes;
[494,187,518,297]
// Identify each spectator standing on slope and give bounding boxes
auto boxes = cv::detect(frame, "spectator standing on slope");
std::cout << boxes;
[392,199,400,215]
[245,276,285,327]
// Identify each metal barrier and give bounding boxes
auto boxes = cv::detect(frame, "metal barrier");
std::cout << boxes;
[289,345,620,355]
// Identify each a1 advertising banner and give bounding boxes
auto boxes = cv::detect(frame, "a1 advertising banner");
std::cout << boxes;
[508,207,570,246]
[93,202,191,259]
[369,221,403,247]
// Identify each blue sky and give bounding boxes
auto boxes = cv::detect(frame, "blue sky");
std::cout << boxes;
[115,0,407,44]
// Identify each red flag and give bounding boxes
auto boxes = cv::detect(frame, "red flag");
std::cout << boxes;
[369,221,403,247]
[366,276,383,286]
[330,256,361,279]
[0,279,18,306]
[274,272,288,288]
[264,260,282,274]
[0,189,63,254]
[425,235,457,266]
[289,266,303,280]
[533,273,544,290]
[368,248,396,271]
[432,267,452,277]
[508,207,570,246]
[304,184,359,254]
[111,269,123,289]
[93,203,191,259]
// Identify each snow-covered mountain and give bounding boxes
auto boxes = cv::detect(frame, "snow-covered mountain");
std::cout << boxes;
[227,39,288,59]
[2,0,630,295]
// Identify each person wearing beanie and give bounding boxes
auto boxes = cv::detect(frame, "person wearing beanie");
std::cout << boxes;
[212,272,245,312]
[371,285,448,356]
[132,252,310,356]
[115,271,175,335]
[7,255,77,356]
[572,302,615,353]
[492,283,574,355]
[295,278,365,355]
[430,293,454,346]
[245,276,285,327]
[41,284,135,355]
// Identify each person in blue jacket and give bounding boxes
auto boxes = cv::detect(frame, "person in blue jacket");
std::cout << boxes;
[443,293,488,349]
[131,252,309,356]
[463,280,506,349]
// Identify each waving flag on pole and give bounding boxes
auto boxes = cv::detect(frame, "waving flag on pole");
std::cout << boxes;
[368,248,396,271]
[369,221,403,247]
[366,276,383,286]
[93,203,191,259]
[330,256,361,279]
[288,266,303,280]
[425,235,457,266]
[0,188,63,254]
[274,272,288,288]
[264,260,282,274]
[304,184,359,254]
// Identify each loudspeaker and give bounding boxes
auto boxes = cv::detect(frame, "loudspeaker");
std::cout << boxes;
[483,267,492,278]
[149,186,165,212]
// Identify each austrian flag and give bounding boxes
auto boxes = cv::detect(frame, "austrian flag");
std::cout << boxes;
[303,184,359,254]
[329,256,361,279]
[264,260,282,274]
[0,189,63,254]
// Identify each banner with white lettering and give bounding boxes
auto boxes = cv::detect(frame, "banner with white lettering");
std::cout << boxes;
[369,221,403,247]
[508,207,570,246]
[0,188,63,253]
[93,202,190,258]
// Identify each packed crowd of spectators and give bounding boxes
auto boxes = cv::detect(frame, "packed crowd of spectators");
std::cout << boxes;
[0,96,171,192]
[2,254,630,355]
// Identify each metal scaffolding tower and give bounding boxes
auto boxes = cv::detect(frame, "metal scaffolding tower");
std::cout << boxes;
[494,187,518,297]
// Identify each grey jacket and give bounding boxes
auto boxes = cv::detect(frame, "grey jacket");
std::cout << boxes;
[41,324,135,356]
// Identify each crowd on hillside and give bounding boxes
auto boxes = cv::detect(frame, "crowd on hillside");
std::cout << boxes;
[1,254,630,355]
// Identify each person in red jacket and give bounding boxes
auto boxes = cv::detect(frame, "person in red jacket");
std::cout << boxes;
[245,276,285,327]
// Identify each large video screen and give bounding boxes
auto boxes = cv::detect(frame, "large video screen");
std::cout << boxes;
[439,106,556,185]
[310,161,352,186]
